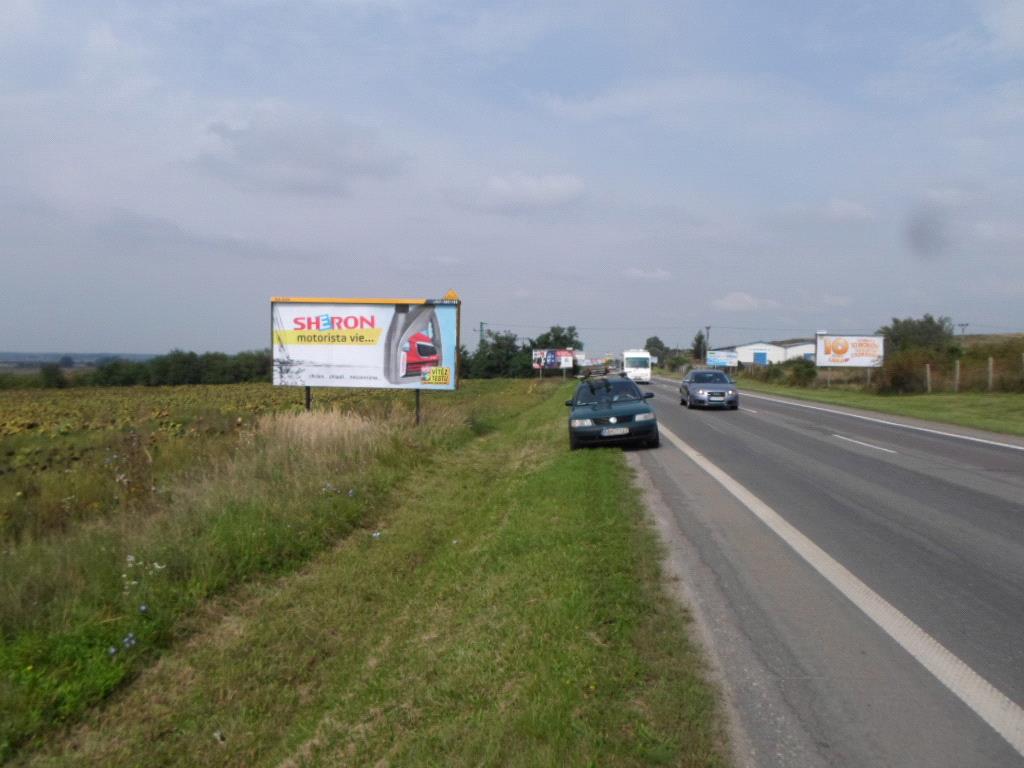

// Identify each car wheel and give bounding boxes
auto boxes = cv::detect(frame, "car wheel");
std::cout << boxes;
[680,396,686,406]
[648,432,660,448]
[686,398,695,409]
[569,434,580,450]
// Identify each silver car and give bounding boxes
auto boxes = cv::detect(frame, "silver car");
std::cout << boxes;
[680,370,739,410]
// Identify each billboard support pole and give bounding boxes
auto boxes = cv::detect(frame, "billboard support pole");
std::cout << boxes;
[415,389,421,426]
[305,386,312,412]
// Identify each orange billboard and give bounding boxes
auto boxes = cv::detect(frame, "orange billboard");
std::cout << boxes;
[815,335,884,367]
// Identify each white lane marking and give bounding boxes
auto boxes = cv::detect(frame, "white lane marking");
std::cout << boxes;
[832,433,898,454]
[742,408,758,414]
[742,392,1024,453]
[659,423,1024,757]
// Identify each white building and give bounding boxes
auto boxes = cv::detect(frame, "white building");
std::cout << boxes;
[710,339,814,366]
[782,341,815,361]
[732,342,785,365]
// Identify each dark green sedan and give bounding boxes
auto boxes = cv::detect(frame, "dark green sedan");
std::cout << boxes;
[565,374,660,450]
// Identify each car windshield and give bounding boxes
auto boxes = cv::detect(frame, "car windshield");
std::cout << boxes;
[575,379,642,405]
[625,357,650,368]
[691,371,729,384]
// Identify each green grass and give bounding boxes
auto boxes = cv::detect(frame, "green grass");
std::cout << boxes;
[738,379,1024,437]
[6,381,726,767]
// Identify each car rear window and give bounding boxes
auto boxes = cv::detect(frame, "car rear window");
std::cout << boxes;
[416,342,437,357]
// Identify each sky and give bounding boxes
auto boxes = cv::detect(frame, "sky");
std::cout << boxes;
[2,0,1023,357]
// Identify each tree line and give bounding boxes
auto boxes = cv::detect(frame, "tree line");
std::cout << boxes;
[10,350,273,389]
[9,325,587,388]
[11,316,1020,392]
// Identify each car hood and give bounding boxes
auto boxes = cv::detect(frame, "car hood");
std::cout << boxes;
[570,401,653,419]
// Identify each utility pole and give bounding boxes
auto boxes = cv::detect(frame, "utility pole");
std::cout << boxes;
[705,325,711,356]
[477,321,487,350]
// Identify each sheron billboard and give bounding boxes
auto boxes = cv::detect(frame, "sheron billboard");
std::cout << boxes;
[272,293,460,389]
[815,335,884,368]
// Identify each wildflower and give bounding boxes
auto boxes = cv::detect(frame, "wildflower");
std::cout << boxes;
[371,531,382,539]
[139,603,149,615]
[107,646,118,657]
[348,488,357,497]
[122,633,137,649]
[152,562,166,570]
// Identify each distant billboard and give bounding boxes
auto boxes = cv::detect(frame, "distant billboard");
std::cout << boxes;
[706,350,739,367]
[815,335,884,368]
[532,348,575,369]
[272,294,460,389]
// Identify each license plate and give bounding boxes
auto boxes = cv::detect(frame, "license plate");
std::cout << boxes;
[709,394,724,399]
[601,427,630,437]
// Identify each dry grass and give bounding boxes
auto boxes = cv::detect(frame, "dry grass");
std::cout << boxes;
[0,401,471,759]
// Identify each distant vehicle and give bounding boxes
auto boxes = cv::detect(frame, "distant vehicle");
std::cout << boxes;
[622,349,652,384]
[399,332,439,376]
[565,373,659,449]
[680,369,739,410]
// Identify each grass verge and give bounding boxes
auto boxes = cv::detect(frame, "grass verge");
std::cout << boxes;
[13,382,726,767]
[0,383,537,759]
[738,380,1024,436]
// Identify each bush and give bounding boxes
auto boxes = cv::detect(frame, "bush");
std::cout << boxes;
[786,359,817,387]
[38,364,68,389]
[877,349,934,393]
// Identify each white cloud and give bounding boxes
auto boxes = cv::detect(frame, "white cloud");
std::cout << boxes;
[982,0,1024,55]
[0,0,39,40]
[821,294,853,308]
[543,75,838,137]
[826,198,873,221]
[469,173,585,214]
[192,109,404,197]
[623,267,671,280]
[712,291,780,312]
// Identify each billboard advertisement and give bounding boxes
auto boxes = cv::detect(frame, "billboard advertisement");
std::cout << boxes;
[815,335,884,368]
[272,294,460,389]
[532,349,575,369]
[706,350,739,367]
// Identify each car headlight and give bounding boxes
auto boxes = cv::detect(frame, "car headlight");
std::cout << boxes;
[728,389,735,395]
[697,389,706,395]
[634,412,655,422]
[570,418,593,427]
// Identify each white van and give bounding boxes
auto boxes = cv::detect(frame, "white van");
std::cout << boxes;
[622,349,652,383]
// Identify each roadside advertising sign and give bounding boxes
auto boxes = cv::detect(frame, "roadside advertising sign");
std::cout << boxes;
[271,293,460,389]
[815,335,884,368]
[706,350,739,367]
[532,349,575,369]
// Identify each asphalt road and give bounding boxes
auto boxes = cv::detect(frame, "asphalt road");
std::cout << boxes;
[631,378,1024,768]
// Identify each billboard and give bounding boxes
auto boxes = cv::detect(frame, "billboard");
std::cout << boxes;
[815,335,884,368]
[706,350,739,367]
[272,294,460,389]
[532,349,575,369]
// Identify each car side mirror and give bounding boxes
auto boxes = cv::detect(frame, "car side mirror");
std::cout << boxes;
[565,400,574,406]
[643,392,654,399]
